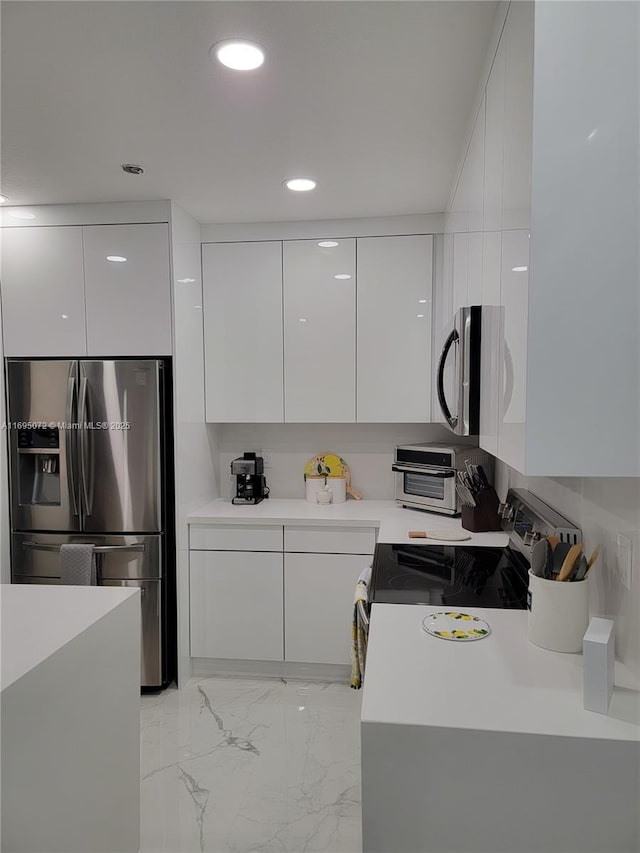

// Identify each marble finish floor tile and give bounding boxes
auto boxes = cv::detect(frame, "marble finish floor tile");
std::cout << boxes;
[140,677,362,853]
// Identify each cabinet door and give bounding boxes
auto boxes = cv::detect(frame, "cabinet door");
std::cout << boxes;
[83,224,171,356]
[357,236,432,422]
[467,97,486,233]
[190,550,283,660]
[497,229,529,473]
[284,553,370,665]
[502,1,534,231]
[452,232,469,313]
[283,239,355,422]
[483,36,506,233]
[1,226,86,356]
[203,241,283,422]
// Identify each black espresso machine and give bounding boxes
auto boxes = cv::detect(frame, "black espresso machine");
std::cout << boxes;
[231,452,269,505]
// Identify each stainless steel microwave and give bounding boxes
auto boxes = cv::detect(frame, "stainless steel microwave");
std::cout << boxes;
[437,306,481,436]
[393,443,492,515]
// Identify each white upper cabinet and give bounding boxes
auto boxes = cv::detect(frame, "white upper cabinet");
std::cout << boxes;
[502,1,534,231]
[526,1,640,475]
[203,241,283,422]
[357,236,432,422]
[283,239,355,423]
[467,97,486,234]
[452,232,469,314]
[83,224,171,356]
[1,226,87,357]
[483,36,506,233]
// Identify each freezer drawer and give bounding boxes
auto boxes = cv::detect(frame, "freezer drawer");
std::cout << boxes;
[13,573,163,688]
[12,533,163,581]
[101,579,163,688]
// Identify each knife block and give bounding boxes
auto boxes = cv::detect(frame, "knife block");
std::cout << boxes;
[461,486,502,532]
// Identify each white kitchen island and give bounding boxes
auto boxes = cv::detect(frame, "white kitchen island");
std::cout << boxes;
[1,584,141,853]
[361,604,640,853]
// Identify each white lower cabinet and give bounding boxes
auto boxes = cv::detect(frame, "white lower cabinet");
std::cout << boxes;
[189,550,284,661]
[284,553,370,665]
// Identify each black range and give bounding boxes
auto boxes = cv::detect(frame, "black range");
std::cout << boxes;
[370,543,530,610]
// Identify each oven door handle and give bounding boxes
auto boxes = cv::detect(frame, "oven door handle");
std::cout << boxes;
[392,464,455,478]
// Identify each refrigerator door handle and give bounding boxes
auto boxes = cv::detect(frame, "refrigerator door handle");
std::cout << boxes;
[65,364,79,516]
[22,541,145,553]
[78,372,93,516]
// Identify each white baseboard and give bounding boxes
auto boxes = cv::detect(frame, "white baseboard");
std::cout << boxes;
[190,657,351,684]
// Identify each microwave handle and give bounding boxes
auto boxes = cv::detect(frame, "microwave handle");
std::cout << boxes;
[437,328,459,430]
[392,464,455,478]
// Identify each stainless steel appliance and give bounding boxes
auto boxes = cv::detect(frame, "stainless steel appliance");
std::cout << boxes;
[7,359,174,689]
[436,306,481,435]
[231,452,268,505]
[393,443,492,516]
[370,488,581,607]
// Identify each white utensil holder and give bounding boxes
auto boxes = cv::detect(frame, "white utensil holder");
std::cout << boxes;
[305,476,326,503]
[327,476,346,503]
[528,570,590,653]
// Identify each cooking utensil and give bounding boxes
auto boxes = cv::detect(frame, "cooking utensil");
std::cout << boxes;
[408,530,472,541]
[550,541,572,578]
[583,545,601,578]
[455,483,476,507]
[343,466,362,500]
[557,543,584,582]
[547,535,560,551]
[531,538,551,578]
[475,464,490,489]
[571,556,589,582]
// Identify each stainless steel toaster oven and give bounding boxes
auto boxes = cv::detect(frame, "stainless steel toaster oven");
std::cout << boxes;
[393,443,492,516]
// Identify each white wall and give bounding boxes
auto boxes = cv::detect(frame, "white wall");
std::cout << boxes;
[215,423,473,501]
[496,463,640,680]
[169,202,218,685]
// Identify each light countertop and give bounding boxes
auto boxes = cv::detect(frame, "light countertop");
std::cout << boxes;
[188,498,509,548]
[361,603,640,741]
[1,584,139,691]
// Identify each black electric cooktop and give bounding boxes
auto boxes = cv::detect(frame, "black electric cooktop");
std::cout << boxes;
[371,544,529,609]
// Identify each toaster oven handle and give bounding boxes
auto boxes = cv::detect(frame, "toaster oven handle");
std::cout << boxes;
[392,464,455,478]
[437,328,459,430]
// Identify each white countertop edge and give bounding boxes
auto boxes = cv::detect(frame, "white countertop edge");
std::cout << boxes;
[186,499,510,548]
[1,585,139,692]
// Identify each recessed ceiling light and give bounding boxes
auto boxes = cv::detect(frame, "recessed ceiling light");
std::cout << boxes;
[106,255,127,263]
[418,299,427,304]
[9,210,36,220]
[284,178,317,192]
[177,278,196,284]
[212,40,265,71]
[194,305,202,310]
[298,318,307,323]
[417,314,424,318]
[334,274,351,280]
[512,266,528,272]
[61,314,69,320]
[318,241,338,248]
[0,195,8,204]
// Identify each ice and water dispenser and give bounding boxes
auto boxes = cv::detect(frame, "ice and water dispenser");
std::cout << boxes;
[17,427,61,506]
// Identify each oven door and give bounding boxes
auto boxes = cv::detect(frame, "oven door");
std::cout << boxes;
[392,464,458,515]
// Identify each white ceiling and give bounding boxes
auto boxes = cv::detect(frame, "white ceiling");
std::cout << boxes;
[1,1,497,224]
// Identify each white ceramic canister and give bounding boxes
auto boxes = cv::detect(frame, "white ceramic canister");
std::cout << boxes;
[305,476,327,503]
[327,476,346,503]
[528,570,590,653]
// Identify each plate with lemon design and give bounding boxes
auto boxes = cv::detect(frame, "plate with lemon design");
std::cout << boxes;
[422,612,491,642]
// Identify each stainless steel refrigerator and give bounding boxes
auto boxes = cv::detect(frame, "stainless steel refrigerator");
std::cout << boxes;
[7,359,174,689]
